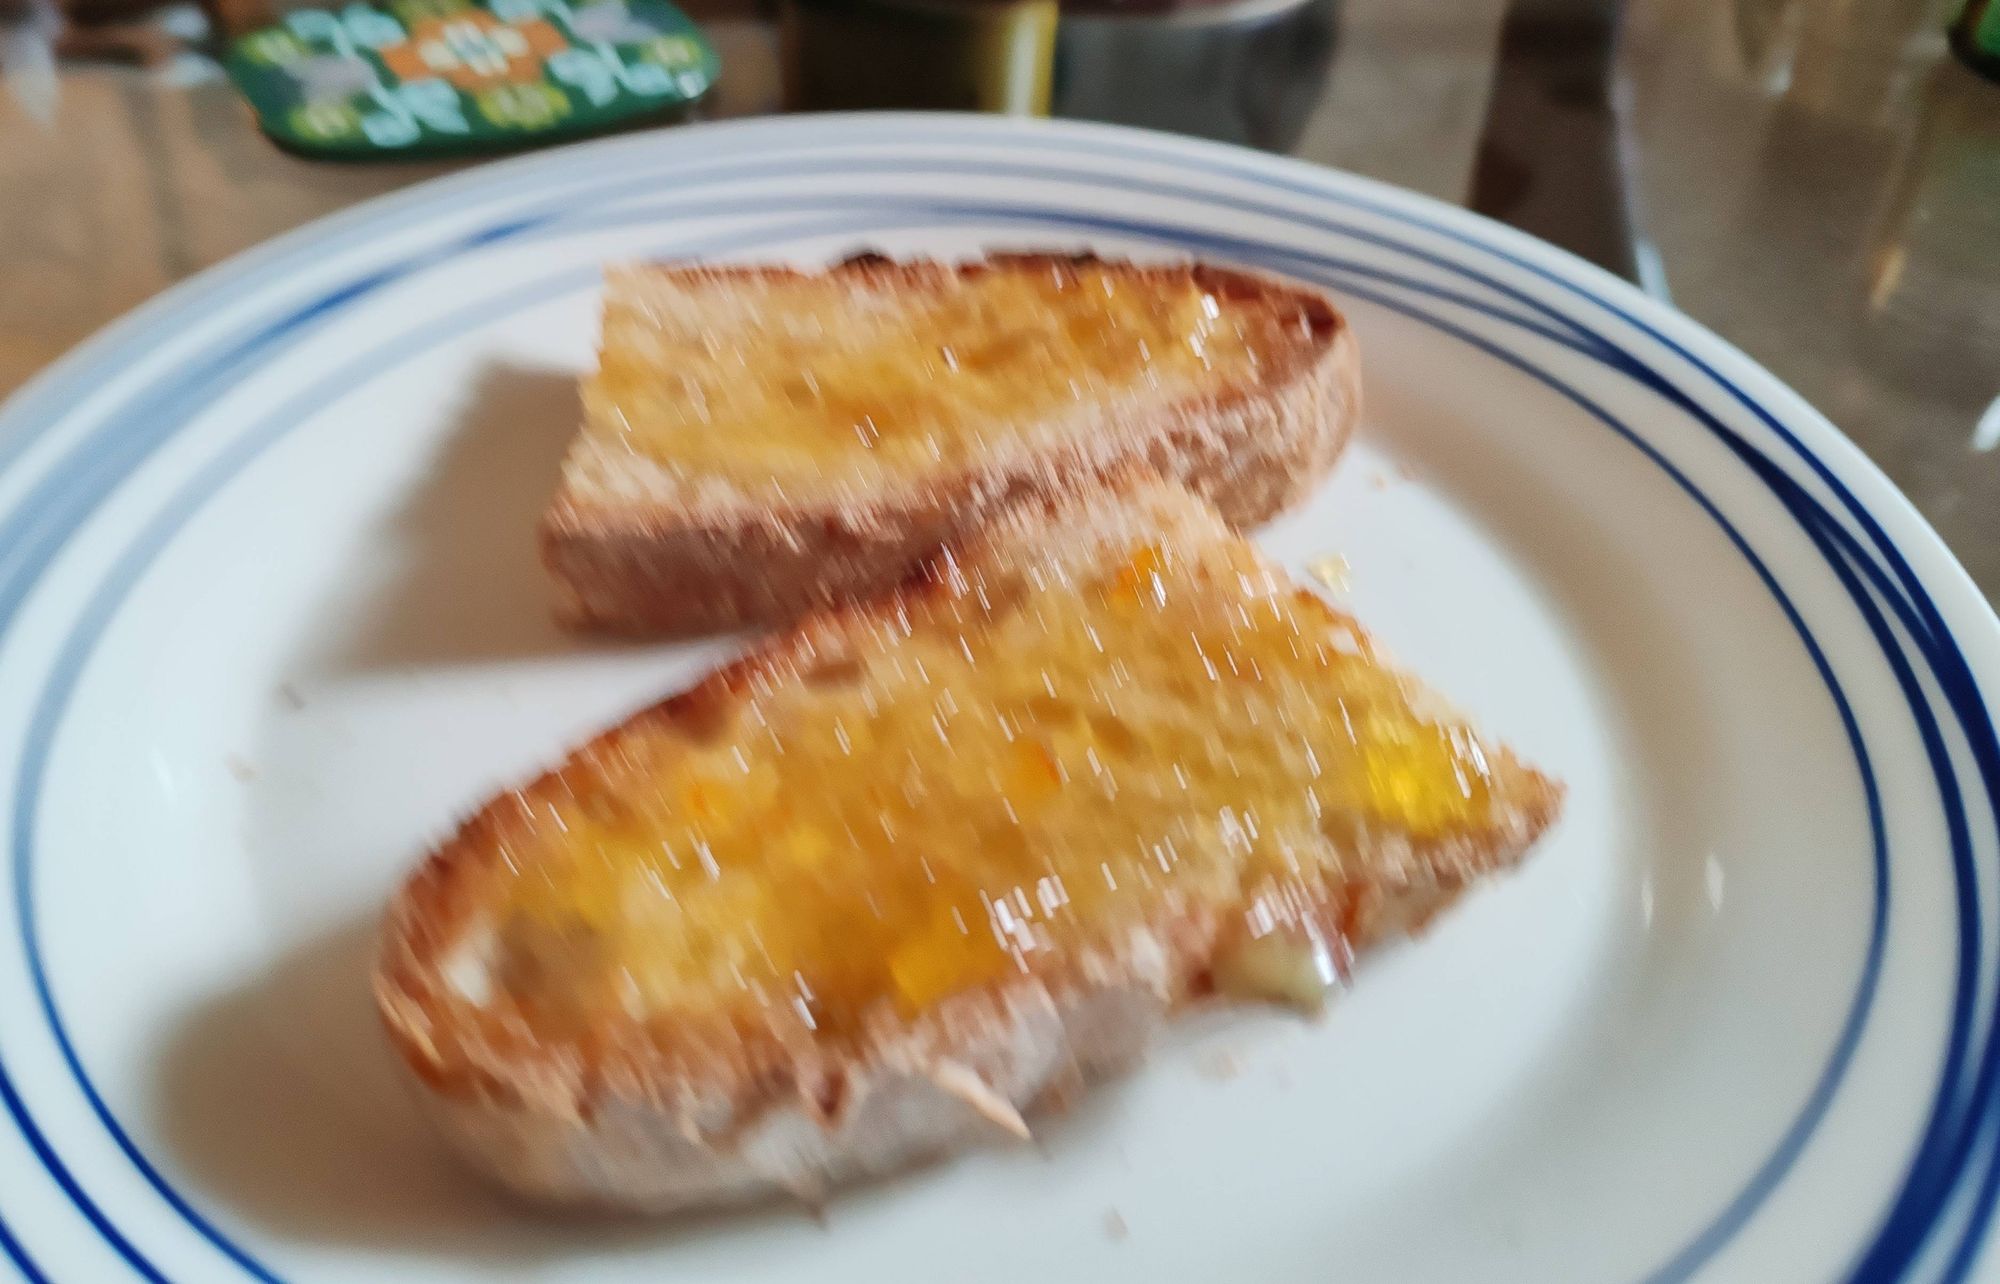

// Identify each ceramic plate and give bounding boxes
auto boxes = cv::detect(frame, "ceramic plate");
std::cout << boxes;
[0,115,1994,1283]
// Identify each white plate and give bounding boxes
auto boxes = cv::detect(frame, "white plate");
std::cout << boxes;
[0,114,1995,1284]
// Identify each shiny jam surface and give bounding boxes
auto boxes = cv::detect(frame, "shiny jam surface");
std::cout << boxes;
[493,538,1518,1040]
[589,268,1266,494]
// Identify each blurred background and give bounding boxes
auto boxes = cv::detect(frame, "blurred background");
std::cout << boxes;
[3,0,1998,590]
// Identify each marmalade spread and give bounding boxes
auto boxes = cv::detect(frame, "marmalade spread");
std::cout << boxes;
[491,535,1513,1042]
[589,267,1272,495]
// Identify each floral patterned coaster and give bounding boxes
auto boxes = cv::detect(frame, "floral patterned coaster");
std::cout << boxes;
[226,0,718,158]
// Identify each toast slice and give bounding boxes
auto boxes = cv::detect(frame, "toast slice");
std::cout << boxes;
[542,253,1360,635]
[381,478,1560,1212]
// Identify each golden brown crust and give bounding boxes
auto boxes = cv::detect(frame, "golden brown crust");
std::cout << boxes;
[539,254,1362,636]
[380,479,1560,1211]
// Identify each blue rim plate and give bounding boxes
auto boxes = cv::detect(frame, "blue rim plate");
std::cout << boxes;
[0,114,1994,1283]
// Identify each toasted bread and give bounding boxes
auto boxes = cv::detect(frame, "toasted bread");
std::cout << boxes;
[541,253,1360,635]
[380,478,1560,1212]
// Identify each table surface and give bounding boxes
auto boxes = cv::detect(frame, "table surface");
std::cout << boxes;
[4,0,1998,593]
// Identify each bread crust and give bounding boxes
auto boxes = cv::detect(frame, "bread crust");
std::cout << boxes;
[540,254,1362,636]
[381,481,1561,1212]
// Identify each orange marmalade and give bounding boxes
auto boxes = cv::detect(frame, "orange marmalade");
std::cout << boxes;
[488,531,1532,1043]
[587,266,1273,495]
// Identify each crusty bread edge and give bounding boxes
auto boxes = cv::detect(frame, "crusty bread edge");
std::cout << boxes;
[540,254,1363,636]
[381,482,1561,1213]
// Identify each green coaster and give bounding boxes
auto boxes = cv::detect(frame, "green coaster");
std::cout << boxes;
[227,0,719,158]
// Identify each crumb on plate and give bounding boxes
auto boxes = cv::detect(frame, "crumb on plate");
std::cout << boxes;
[1305,554,1350,591]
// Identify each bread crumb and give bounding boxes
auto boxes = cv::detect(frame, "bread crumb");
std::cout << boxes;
[1305,554,1349,591]
[225,755,257,783]
[278,683,306,710]
[1194,1048,1242,1082]
[1103,1208,1128,1241]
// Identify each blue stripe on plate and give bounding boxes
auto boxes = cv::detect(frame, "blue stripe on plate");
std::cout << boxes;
[0,125,1988,1280]
[6,205,1899,1278]
[0,1208,49,1284]
[0,169,1958,1284]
